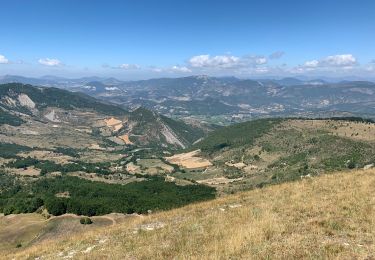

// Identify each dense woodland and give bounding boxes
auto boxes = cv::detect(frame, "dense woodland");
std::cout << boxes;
[0,110,24,126]
[194,118,282,154]
[0,173,216,216]
[6,157,112,175]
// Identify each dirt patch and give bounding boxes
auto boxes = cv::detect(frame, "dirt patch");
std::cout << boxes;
[89,144,105,151]
[197,177,243,185]
[8,166,40,176]
[104,117,122,127]
[104,117,123,132]
[225,162,247,169]
[18,150,73,164]
[119,134,133,145]
[165,150,212,169]
[126,162,141,174]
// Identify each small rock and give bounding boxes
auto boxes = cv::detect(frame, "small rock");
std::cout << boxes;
[138,222,165,231]
[83,245,96,253]
[228,204,242,209]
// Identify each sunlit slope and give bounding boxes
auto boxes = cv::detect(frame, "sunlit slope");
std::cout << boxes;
[6,168,375,259]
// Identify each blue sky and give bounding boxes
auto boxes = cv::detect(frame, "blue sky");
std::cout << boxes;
[0,0,374,79]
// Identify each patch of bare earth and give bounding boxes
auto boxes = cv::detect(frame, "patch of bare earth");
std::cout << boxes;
[103,117,123,132]
[165,150,212,169]
[18,150,73,164]
[118,134,133,145]
[8,166,40,176]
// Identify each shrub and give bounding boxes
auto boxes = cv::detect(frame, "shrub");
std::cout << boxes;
[80,217,93,225]
[347,161,356,169]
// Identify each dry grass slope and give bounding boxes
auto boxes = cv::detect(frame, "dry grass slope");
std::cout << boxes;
[5,169,375,259]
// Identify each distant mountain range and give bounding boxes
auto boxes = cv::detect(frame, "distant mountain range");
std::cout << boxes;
[1,75,375,122]
[0,83,205,149]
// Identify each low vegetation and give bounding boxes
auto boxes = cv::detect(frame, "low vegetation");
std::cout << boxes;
[80,217,93,225]
[0,110,24,126]
[5,169,375,259]
[184,118,375,192]
[0,143,31,159]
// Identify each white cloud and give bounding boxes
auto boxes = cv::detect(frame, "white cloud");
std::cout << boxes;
[322,54,357,67]
[171,65,191,73]
[38,58,62,66]
[189,54,240,68]
[269,51,285,59]
[188,54,268,70]
[303,54,357,69]
[304,60,319,68]
[255,57,267,65]
[0,55,9,64]
[118,63,141,70]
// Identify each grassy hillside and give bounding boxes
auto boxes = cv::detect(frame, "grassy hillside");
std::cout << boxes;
[5,168,375,259]
[176,118,375,193]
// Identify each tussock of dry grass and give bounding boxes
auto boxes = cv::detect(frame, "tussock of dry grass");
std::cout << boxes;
[5,169,375,259]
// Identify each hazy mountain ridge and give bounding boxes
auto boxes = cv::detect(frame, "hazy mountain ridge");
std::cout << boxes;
[2,75,374,122]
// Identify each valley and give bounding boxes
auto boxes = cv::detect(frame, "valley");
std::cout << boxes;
[2,1,375,258]
[1,82,375,258]
[2,75,375,125]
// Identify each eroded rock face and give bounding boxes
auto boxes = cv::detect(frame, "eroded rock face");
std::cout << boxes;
[44,109,61,122]
[160,122,185,148]
[17,94,36,109]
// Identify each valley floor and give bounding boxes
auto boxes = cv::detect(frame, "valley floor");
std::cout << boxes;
[4,168,375,259]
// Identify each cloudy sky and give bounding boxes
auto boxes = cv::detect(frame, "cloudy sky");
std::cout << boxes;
[0,0,374,80]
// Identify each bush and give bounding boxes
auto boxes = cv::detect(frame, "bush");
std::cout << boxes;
[80,217,93,225]
[347,161,356,169]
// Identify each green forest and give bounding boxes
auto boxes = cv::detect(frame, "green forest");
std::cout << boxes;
[0,173,216,216]
[193,118,282,154]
